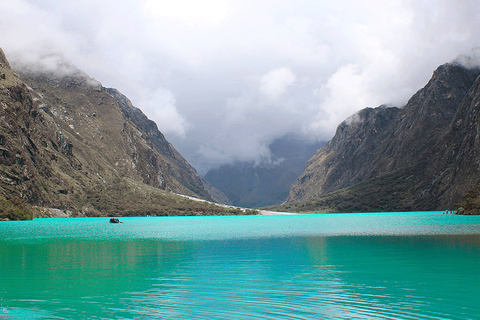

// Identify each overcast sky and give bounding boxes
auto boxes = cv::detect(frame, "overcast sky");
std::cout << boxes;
[1,0,480,174]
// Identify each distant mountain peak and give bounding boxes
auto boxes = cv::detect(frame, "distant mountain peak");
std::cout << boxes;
[205,134,325,208]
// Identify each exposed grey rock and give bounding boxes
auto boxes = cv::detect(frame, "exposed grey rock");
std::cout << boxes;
[285,62,480,212]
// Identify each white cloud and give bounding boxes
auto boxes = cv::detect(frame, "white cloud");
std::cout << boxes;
[144,0,230,24]
[1,0,480,173]
[308,64,370,137]
[137,88,189,138]
[259,67,297,100]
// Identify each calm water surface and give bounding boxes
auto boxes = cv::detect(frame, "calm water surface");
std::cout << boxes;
[1,212,480,319]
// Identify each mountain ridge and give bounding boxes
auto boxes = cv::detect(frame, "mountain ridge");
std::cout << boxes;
[278,61,480,213]
[0,47,246,219]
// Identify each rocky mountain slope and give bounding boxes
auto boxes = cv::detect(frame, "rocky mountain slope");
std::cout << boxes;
[0,48,245,219]
[278,61,480,213]
[205,134,324,208]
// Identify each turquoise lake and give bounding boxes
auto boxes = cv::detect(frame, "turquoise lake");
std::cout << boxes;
[1,212,480,319]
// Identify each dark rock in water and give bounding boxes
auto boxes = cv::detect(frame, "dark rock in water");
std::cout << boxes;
[109,217,122,223]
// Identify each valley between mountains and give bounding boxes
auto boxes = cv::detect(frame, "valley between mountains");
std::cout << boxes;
[0,47,255,219]
[2,46,480,219]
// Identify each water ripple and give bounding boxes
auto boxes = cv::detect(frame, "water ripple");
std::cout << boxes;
[1,213,480,319]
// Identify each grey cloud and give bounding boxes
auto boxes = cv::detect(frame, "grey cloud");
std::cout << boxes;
[1,0,480,174]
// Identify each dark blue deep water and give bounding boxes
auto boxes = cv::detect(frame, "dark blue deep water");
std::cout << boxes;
[1,212,480,319]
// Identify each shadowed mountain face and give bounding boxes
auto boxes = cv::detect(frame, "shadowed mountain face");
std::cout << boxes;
[204,135,324,208]
[0,48,235,217]
[281,62,480,213]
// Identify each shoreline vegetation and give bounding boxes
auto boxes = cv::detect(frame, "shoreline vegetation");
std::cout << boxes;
[2,167,479,221]
[2,172,480,221]
[0,189,260,221]
[0,195,35,221]
[2,190,479,221]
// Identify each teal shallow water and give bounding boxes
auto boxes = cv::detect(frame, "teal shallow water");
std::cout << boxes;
[1,212,480,319]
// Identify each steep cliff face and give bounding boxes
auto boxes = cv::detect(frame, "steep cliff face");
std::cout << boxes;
[284,62,480,212]
[0,48,232,217]
[438,73,480,212]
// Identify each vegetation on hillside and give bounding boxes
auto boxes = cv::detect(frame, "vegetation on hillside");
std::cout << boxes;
[0,177,259,220]
[457,187,480,215]
[0,195,35,220]
[270,166,432,213]
[81,177,259,217]
[272,168,480,215]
